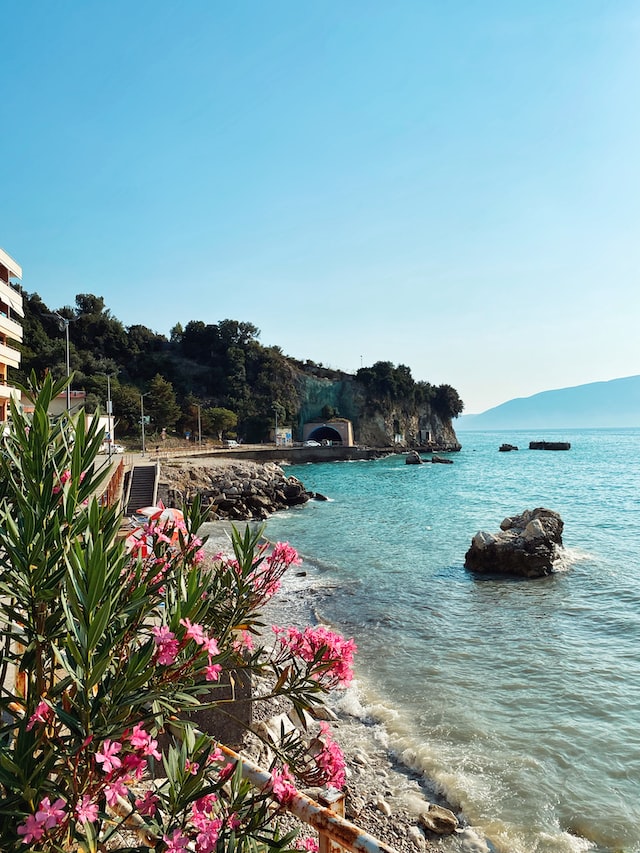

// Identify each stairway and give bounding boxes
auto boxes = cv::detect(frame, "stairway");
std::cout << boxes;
[124,464,158,516]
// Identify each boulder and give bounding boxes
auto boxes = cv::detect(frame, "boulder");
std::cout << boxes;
[418,804,459,835]
[464,507,564,578]
[431,455,453,464]
[406,451,424,465]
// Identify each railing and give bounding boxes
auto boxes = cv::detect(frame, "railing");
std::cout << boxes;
[219,744,397,853]
[115,740,398,853]
[97,459,125,508]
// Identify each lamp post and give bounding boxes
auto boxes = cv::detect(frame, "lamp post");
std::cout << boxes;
[140,393,149,456]
[273,404,279,446]
[53,312,71,411]
[106,374,113,461]
[197,404,202,447]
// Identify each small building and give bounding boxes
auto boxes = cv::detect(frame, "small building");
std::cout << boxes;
[0,248,24,425]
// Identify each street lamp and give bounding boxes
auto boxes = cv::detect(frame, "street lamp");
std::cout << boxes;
[52,312,71,411]
[140,393,150,455]
[197,404,202,447]
[106,374,113,461]
[273,404,279,446]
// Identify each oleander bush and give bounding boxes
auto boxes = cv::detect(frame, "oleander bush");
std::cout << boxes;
[0,374,355,852]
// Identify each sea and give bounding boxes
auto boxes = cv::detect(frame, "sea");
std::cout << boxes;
[244,429,640,853]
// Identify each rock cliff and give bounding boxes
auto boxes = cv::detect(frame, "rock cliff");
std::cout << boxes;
[293,373,461,450]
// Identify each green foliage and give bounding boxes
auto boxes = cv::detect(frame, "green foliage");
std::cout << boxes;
[14,290,464,441]
[356,361,416,403]
[206,407,238,441]
[0,377,355,851]
[145,374,181,432]
[433,383,464,419]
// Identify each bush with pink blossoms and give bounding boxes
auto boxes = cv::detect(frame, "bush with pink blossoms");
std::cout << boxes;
[0,375,357,852]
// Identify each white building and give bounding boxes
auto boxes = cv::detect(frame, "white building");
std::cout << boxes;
[0,248,24,425]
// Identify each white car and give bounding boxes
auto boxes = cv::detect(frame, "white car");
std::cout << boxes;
[102,443,125,454]
[304,440,321,447]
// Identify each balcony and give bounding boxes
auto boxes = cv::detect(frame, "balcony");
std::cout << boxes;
[0,313,22,342]
[0,381,20,401]
[0,340,21,369]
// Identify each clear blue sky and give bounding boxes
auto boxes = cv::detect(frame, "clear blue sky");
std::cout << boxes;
[2,2,639,413]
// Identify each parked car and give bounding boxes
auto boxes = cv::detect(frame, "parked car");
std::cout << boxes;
[304,440,321,447]
[112,444,125,453]
[223,439,238,447]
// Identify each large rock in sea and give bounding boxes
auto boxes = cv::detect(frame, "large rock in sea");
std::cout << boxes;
[406,450,424,465]
[464,508,564,578]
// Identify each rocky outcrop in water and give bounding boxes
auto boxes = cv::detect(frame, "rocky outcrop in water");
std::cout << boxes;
[158,459,317,520]
[464,507,564,578]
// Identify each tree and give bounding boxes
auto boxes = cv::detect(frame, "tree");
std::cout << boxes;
[433,383,464,418]
[112,383,145,435]
[145,373,181,432]
[205,406,238,440]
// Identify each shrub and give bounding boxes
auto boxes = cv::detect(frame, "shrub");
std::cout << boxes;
[0,374,355,852]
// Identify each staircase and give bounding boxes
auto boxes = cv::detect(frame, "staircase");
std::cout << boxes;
[124,464,158,516]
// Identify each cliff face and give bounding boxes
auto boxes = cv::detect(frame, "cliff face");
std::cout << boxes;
[293,374,461,450]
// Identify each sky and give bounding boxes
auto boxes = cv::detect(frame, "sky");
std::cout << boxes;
[2,2,639,413]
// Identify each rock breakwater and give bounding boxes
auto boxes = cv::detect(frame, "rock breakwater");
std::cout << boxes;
[158,458,320,520]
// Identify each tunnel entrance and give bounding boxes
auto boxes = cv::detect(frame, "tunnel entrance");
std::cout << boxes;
[307,425,343,445]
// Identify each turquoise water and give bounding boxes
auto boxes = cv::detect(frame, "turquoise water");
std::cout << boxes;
[263,430,640,853]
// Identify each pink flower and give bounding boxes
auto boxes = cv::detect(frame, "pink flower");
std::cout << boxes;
[185,759,200,775]
[95,739,122,774]
[273,625,356,688]
[218,761,236,783]
[135,791,159,816]
[163,828,190,852]
[143,736,162,760]
[295,839,319,852]
[195,818,222,852]
[26,700,54,730]
[104,779,128,806]
[17,814,45,843]
[152,625,179,665]
[35,796,67,829]
[180,618,206,645]
[232,630,254,652]
[121,753,148,780]
[205,662,222,682]
[201,635,219,656]
[269,764,297,804]
[207,746,224,764]
[191,794,217,821]
[53,469,72,494]
[128,723,150,749]
[75,795,99,824]
[315,723,346,789]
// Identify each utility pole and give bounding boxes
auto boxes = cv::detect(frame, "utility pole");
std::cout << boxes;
[197,404,202,446]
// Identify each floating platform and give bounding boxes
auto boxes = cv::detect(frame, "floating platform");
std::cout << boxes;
[529,441,571,451]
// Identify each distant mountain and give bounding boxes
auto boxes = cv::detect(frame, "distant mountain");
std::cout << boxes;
[456,375,640,430]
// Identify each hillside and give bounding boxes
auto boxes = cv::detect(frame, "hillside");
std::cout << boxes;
[456,375,640,430]
[15,290,463,447]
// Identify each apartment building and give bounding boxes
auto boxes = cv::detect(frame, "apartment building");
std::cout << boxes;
[0,248,24,424]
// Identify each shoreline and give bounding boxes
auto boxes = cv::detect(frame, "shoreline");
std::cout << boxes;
[202,521,471,853]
